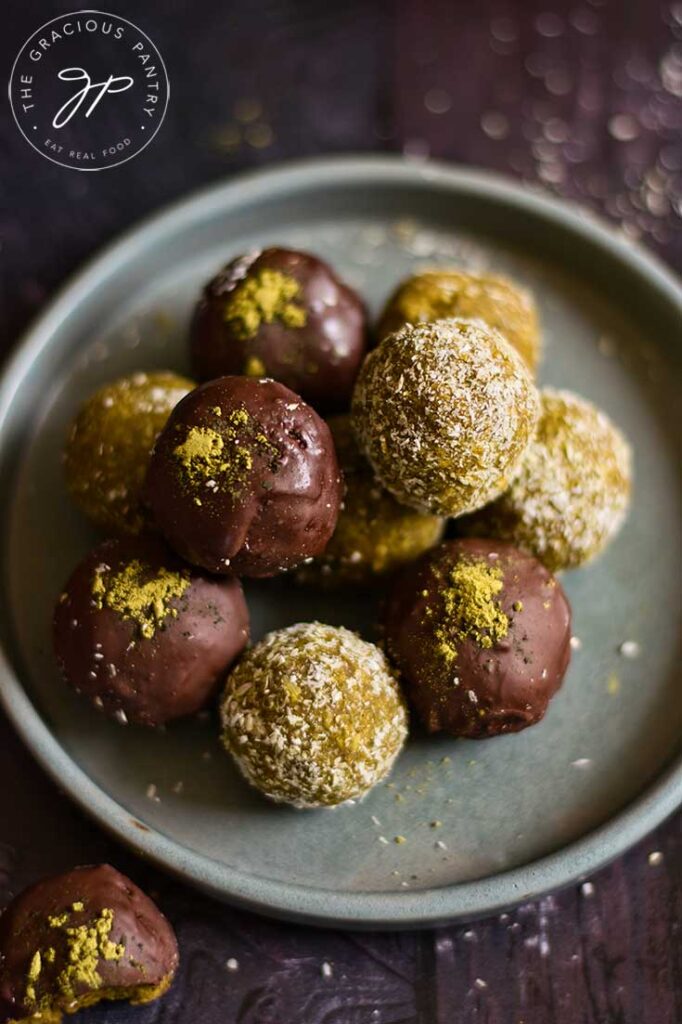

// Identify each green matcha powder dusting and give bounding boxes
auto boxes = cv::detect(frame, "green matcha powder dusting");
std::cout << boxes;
[92,559,191,639]
[173,423,252,496]
[432,559,510,663]
[25,906,125,1011]
[223,268,307,340]
[172,407,279,503]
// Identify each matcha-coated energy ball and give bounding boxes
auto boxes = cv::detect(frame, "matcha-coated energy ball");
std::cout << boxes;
[0,864,178,1023]
[377,269,541,372]
[296,415,445,586]
[190,247,368,411]
[64,371,194,535]
[458,389,633,571]
[220,623,408,808]
[144,376,343,577]
[351,318,540,517]
[384,539,572,738]
[54,536,249,727]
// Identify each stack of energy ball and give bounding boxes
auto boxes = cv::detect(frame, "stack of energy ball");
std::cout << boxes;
[54,248,633,812]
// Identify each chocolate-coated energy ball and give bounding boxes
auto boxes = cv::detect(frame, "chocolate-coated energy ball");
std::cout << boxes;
[143,376,343,577]
[458,389,632,571]
[384,539,571,738]
[54,536,249,727]
[297,415,445,586]
[220,623,408,808]
[0,864,178,1023]
[190,247,367,411]
[351,318,540,517]
[64,371,194,535]
[378,269,540,372]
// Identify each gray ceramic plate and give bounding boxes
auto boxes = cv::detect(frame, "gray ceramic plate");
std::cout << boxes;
[0,157,680,929]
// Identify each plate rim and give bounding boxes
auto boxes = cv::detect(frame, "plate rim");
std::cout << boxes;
[1,154,681,928]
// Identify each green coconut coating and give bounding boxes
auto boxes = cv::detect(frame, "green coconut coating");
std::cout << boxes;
[351,318,540,518]
[296,415,445,586]
[64,372,194,535]
[377,269,541,373]
[220,623,407,808]
[458,389,633,571]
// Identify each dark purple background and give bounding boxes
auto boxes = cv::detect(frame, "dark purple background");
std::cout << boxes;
[1,1,681,1021]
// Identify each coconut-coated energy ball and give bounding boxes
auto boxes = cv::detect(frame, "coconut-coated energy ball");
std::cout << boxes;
[220,623,408,808]
[377,269,540,372]
[64,371,194,535]
[190,247,368,411]
[384,539,572,738]
[296,415,445,586]
[458,389,633,571]
[53,536,249,727]
[351,318,540,517]
[0,864,178,1024]
[143,376,343,577]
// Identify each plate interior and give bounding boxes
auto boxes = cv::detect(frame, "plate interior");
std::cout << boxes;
[3,173,681,901]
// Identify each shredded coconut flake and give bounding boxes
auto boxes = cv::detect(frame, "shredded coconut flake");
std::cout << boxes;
[461,389,632,571]
[351,318,539,516]
[220,623,407,808]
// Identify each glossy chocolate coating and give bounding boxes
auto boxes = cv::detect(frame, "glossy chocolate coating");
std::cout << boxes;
[143,376,343,577]
[384,539,571,738]
[53,536,249,727]
[0,864,178,1023]
[190,247,367,411]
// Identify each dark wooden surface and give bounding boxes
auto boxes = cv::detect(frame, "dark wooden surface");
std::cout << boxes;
[1,1,681,1021]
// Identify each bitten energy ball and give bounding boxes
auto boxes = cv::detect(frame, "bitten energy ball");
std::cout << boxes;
[297,415,445,586]
[190,247,367,411]
[0,864,178,1023]
[458,389,633,571]
[384,539,571,738]
[220,623,408,808]
[64,371,194,535]
[53,536,249,727]
[144,376,343,577]
[377,269,540,372]
[351,318,540,517]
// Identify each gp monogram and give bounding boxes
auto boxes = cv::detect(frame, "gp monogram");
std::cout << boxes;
[8,11,170,170]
